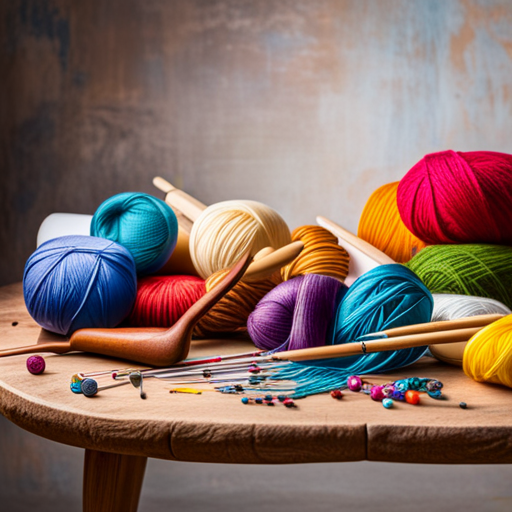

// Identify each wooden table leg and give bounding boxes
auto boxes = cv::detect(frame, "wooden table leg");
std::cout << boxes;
[83,449,147,512]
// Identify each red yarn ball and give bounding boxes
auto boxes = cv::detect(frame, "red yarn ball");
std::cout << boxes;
[127,275,206,327]
[397,150,512,245]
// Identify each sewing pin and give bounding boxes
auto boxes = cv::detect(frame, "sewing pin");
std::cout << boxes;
[129,371,146,399]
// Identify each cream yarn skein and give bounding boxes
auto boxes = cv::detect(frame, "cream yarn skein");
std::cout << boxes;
[189,200,291,279]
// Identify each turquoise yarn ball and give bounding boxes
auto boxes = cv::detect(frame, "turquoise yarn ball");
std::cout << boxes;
[23,235,137,336]
[91,192,178,275]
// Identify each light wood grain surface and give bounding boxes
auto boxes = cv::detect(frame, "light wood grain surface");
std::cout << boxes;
[1,283,512,465]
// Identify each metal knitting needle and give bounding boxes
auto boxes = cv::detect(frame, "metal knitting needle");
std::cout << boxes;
[129,371,146,400]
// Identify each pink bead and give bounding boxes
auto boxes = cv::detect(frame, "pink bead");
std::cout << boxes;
[347,375,362,392]
[26,355,45,375]
[370,385,385,402]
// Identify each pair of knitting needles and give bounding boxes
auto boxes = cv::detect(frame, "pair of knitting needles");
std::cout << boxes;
[73,314,503,397]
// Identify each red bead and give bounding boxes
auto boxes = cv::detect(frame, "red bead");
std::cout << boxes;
[330,389,343,399]
[26,355,45,375]
[405,390,421,405]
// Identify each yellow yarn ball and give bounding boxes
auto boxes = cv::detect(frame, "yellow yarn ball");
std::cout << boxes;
[463,314,512,388]
[189,200,291,279]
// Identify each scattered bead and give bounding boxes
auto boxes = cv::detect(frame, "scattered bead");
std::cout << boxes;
[284,398,296,408]
[241,397,249,404]
[70,374,83,394]
[330,389,343,400]
[12,321,18,327]
[370,385,385,402]
[382,398,394,409]
[277,395,286,402]
[347,375,362,392]
[405,390,421,405]
[255,397,263,404]
[459,402,468,409]
[26,355,45,375]
[81,378,99,397]
[266,401,275,406]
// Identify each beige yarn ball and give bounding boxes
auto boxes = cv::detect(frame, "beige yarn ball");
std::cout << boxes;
[189,200,291,279]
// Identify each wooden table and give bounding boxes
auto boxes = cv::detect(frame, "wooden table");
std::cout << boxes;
[1,283,512,511]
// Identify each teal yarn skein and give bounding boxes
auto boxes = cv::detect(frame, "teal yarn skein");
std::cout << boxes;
[258,265,433,398]
[91,192,178,275]
[405,244,512,309]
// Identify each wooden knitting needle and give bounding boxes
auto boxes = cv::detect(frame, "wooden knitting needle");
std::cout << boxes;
[316,215,394,286]
[272,327,486,362]
[153,176,207,230]
[358,314,505,340]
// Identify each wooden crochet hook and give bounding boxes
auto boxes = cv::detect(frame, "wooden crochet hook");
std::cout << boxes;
[0,251,252,366]
[316,216,394,286]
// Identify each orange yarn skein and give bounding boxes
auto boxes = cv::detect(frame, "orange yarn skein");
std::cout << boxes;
[281,225,349,282]
[194,270,282,337]
[358,182,427,263]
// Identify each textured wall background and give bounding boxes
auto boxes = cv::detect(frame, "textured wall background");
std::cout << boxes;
[2,0,512,286]
[1,0,512,510]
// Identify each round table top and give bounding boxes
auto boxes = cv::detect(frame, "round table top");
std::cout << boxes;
[1,282,512,465]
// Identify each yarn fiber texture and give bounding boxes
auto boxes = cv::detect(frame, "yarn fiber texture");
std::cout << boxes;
[431,294,511,322]
[397,150,512,245]
[405,244,512,309]
[464,314,512,388]
[358,182,427,262]
[247,274,345,351]
[91,192,178,275]
[281,225,349,281]
[23,235,137,336]
[324,264,433,371]
[189,200,291,279]
[127,275,206,328]
[195,270,282,337]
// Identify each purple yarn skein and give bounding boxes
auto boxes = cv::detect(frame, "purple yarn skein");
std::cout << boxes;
[247,274,345,351]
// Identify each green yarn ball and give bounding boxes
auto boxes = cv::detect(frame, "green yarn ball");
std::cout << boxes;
[91,192,178,275]
[405,244,512,309]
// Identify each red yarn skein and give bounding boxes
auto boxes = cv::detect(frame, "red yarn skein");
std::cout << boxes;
[397,150,512,245]
[127,275,206,327]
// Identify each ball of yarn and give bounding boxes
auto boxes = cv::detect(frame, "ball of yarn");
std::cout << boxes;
[397,150,512,245]
[195,270,282,337]
[126,275,206,328]
[429,293,511,366]
[405,244,512,309]
[23,235,137,336]
[325,264,433,372]
[281,225,349,281]
[189,200,291,279]
[248,274,345,351]
[432,294,511,322]
[91,192,178,275]
[358,182,427,262]
[463,314,512,388]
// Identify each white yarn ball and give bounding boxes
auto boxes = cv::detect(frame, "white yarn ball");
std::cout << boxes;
[189,200,291,279]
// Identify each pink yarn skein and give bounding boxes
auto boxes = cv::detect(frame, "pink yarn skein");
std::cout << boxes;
[397,150,512,245]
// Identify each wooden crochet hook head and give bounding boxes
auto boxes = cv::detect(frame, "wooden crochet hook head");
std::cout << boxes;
[0,250,252,366]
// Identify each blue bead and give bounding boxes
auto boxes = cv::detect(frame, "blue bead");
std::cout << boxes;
[241,397,249,404]
[382,398,394,409]
[81,378,98,397]
[255,398,263,404]
[70,381,83,394]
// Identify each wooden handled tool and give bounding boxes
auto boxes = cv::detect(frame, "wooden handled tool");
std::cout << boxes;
[316,215,394,286]
[153,177,207,233]
[272,326,485,362]
[0,251,252,366]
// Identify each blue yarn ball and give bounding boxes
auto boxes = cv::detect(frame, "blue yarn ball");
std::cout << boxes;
[90,192,178,275]
[23,235,137,336]
[320,264,433,372]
